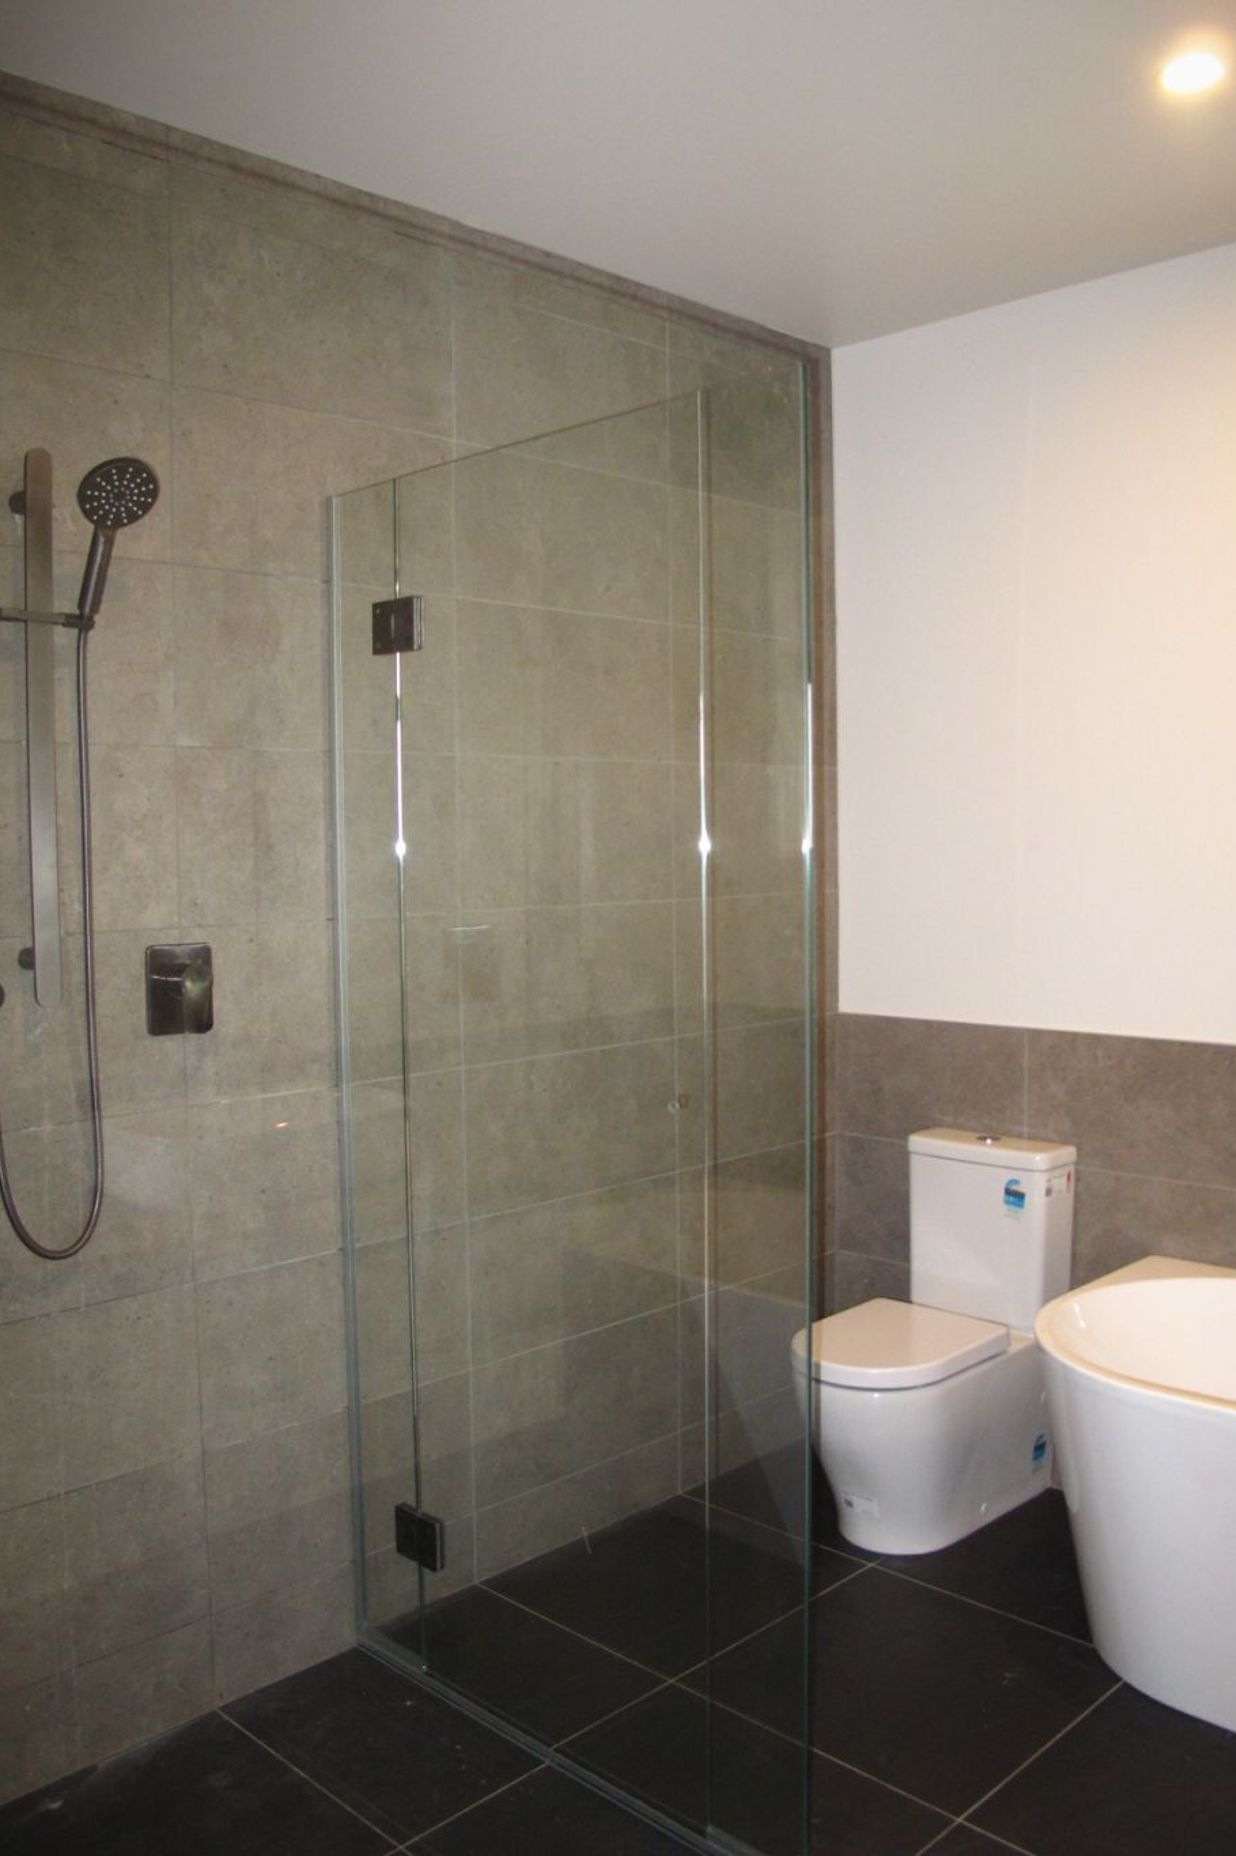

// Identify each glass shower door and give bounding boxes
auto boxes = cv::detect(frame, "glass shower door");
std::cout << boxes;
[334,383,814,1855]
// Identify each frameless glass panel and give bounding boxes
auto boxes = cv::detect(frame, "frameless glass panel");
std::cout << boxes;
[333,383,813,1855]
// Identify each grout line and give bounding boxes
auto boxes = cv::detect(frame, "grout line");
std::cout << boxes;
[470,1583,675,1687]
[218,1707,407,1845]
[872,1562,1096,1649]
[946,1677,1123,1834]
[915,1818,1039,1856]
[396,1759,550,1850]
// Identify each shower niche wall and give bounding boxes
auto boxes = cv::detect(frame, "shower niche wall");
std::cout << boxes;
[332,382,816,1851]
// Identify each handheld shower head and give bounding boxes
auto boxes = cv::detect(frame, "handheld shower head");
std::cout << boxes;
[76,457,159,622]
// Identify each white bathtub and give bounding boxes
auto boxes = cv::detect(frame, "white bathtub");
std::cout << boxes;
[1036,1255,1236,1730]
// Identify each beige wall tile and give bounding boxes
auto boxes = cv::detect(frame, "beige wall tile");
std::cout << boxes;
[196,1252,346,1450]
[471,1307,677,1509]
[172,566,326,751]
[675,892,805,1037]
[182,917,334,1102]
[677,1144,809,1290]
[64,1455,209,1663]
[0,149,169,377]
[831,1251,910,1313]
[453,286,665,454]
[253,750,330,920]
[51,556,176,749]
[453,250,667,349]
[55,1286,200,1488]
[456,602,673,763]
[204,1410,350,1611]
[76,1105,194,1304]
[0,1676,74,1808]
[0,352,172,564]
[348,1070,466,1241]
[468,1174,679,1366]
[0,1318,61,1510]
[74,1618,212,1765]
[1073,1167,1236,1282]
[838,1013,1027,1142]
[473,1433,678,1581]
[454,447,669,618]
[172,387,447,578]
[211,1564,352,1705]
[459,757,672,910]
[464,1041,678,1218]
[171,168,452,433]
[1027,1028,1236,1188]
[0,1498,67,1693]
[834,1133,910,1264]
[175,747,255,925]
[189,1088,340,1279]
[674,625,804,768]
[672,760,804,900]
[460,901,675,1062]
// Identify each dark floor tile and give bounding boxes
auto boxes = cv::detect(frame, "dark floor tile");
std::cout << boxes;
[390,1586,660,1743]
[0,1711,393,1856]
[487,1496,850,1678]
[416,1766,685,1854]
[691,1568,1113,1815]
[224,1648,535,1842]
[974,1683,1236,1856]
[881,1492,1091,1643]
[567,1683,951,1856]
[925,1830,1032,1854]
[685,1449,872,1562]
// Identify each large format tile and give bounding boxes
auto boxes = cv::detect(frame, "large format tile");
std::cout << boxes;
[838,1014,1027,1143]
[211,1563,353,1704]
[53,1286,200,1488]
[171,165,452,433]
[395,1585,659,1742]
[833,1132,910,1261]
[204,1410,350,1611]
[974,1683,1236,1856]
[0,1318,60,1512]
[63,1454,209,1664]
[0,144,168,377]
[225,1648,537,1842]
[567,1683,948,1856]
[467,1173,679,1365]
[464,1041,677,1217]
[418,1764,683,1855]
[1072,1165,1236,1282]
[701,1568,1113,1815]
[881,1491,1091,1644]
[1027,1029,1236,1188]
[470,1308,677,1509]
[0,1499,66,1696]
[195,1252,345,1449]
[473,1432,679,1582]
[73,1618,213,1766]
[488,1497,844,1678]
[0,1708,393,1854]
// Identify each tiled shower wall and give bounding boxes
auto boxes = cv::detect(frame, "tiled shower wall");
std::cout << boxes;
[826,1013,1236,1307]
[0,71,823,1802]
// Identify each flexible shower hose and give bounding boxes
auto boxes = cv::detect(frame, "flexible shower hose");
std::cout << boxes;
[0,625,105,1257]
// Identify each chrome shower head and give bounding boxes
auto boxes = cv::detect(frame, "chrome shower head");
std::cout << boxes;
[76,457,159,621]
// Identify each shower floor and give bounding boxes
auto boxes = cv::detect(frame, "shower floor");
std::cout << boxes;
[4,1472,1236,1854]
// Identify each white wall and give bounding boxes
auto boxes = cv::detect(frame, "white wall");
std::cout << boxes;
[834,240,1236,1043]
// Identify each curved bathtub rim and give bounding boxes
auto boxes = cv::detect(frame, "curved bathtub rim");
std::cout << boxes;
[1036,1267,1236,1419]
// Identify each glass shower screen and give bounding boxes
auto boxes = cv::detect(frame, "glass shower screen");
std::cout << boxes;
[332,385,814,1855]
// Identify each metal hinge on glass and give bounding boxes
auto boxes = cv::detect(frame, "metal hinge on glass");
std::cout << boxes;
[372,595,424,655]
[394,1502,446,1572]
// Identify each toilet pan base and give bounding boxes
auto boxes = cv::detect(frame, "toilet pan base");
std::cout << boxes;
[797,1326,1053,1555]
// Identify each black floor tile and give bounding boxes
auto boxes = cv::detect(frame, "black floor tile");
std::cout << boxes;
[881,1492,1091,1643]
[974,1683,1236,1855]
[0,1711,393,1856]
[925,1830,1031,1854]
[487,1496,852,1678]
[389,1586,660,1743]
[690,1568,1113,1816]
[415,1765,686,1854]
[567,1684,951,1856]
[224,1648,536,1843]
[684,1450,871,1561]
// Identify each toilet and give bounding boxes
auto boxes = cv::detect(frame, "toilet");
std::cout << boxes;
[792,1128,1076,1554]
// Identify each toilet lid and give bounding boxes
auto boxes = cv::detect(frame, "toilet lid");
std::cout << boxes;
[791,1299,1009,1390]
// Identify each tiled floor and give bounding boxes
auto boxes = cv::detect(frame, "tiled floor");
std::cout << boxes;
[5,1470,1236,1854]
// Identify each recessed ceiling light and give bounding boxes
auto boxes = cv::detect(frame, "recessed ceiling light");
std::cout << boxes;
[1160,49,1227,95]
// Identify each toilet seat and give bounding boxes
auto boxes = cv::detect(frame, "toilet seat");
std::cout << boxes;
[792,1298,1009,1391]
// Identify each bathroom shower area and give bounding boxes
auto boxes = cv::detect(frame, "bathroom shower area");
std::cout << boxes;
[332,383,819,1849]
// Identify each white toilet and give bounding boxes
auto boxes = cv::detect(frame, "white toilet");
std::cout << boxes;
[792,1128,1076,1554]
